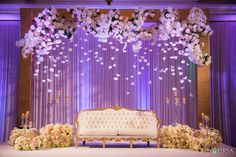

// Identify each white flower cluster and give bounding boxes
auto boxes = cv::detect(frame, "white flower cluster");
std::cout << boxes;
[182,7,213,66]
[187,44,211,66]
[16,7,76,64]
[8,128,40,146]
[158,7,183,40]
[39,123,73,148]
[190,128,222,152]
[158,7,212,66]
[8,128,40,151]
[14,136,41,151]
[8,123,73,151]
[69,8,157,52]
[159,124,222,152]
[160,123,194,149]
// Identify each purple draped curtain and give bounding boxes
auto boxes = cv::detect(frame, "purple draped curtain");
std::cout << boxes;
[31,27,197,130]
[210,22,236,147]
[0,21,19,143]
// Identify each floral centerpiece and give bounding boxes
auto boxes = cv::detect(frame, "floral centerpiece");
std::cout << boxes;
[189,128,222,152]
[39,123,73,148]
[159,123,193,149]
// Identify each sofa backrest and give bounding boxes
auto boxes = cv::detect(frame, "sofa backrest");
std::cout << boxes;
[76,106,159,137]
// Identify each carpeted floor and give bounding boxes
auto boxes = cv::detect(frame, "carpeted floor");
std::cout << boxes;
[0,142,235,157]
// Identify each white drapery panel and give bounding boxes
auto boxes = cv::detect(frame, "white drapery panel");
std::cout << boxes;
[0,21,19,143]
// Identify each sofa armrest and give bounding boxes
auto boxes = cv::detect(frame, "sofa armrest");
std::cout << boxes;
[156,120,161,148]
[75,114,79,148]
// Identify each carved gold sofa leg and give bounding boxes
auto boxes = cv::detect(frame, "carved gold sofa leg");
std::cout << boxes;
[156,139,160,148]
[102,138,106,148]
[75,137,79,148]
[129,138,133,148]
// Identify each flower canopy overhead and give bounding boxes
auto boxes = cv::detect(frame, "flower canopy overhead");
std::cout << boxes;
[69,8,157,53]
[17,8,76,64]
[158,7,212,66]
[16,7,213,94]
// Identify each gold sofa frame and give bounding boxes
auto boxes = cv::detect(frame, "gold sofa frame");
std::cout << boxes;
[75,106,160,148]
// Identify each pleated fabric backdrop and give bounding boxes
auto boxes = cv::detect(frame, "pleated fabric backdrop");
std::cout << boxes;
[210,22,236,147]
[0,21,19,143]
[30,27,197,130]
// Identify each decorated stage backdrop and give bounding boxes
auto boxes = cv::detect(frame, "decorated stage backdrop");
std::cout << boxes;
[30,27,197,129]
[2,7,233,146]
[21,8,207,133]
[0,7,236,147]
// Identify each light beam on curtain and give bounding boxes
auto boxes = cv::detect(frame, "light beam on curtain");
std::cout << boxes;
[31,27,197,129]
[0,21,19,143]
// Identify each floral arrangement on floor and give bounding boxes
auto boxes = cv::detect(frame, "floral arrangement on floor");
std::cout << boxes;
[159,124,222,152]
[158,7,212,66]
[189,128,222,152]
[39,123,73,148]
[8,123,73,151]
[14,135,41,151]
[159,123,194,149]
[8,128,40,146]
[69,8,157,53]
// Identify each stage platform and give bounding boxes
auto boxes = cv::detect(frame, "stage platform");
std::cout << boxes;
[0,142,235,157]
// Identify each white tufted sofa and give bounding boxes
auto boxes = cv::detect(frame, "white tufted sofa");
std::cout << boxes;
[75,106,160,148]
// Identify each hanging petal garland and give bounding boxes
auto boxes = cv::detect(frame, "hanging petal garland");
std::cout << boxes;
[157,7,212,100]
[158,7,188,95]
[69,8,158,53]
